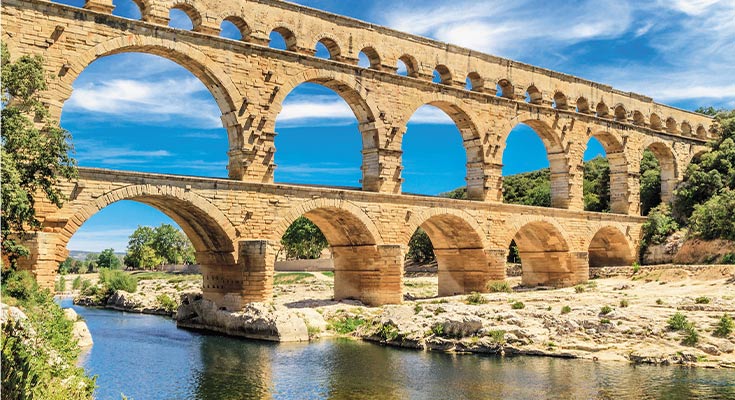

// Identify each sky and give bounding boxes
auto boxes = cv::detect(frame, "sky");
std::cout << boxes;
[54,0,735,252]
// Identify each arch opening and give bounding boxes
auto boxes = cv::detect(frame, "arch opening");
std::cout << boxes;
[112,0,143,19]
[466,72,484,92]
[666,117,678,134]
[553,92,568,110]
[497,79,514,99]
[576,97,590,113]
[433,65,452,85]
[169,4,200,30]
[614,105,627,122]
[220,17,250,41]
[588,226,635,267]
[270,27,297,51]
[315,38,340,60]
[650,114,663,130]
[358,47,381,69]
[582,137,610,212]
[526,85,543,104]
[640,143,676,215]
[596,102,610,119]
[397,55,418,77]
[512,221,577,287]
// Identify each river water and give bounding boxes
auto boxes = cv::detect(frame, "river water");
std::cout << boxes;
[59,299,734,400]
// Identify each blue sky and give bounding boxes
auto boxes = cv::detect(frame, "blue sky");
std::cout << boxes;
[56,0,735,252]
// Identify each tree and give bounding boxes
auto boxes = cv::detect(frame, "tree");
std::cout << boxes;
[97,248,122,270]
[406,228,434,263]
[58,257,74,275]
[280,217,328,259]
[583,156,610,212]
[1,43,76,270]
[124,224,195,269]
[640,149,662,216]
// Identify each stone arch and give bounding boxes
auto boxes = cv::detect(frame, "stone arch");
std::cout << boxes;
[170,1,203,31]
[397,54,419,77]
[650,113,663,130]
[587,226,635,267]
[221,16,251,40]
[59,184,238,263]
[642,140,678,207]
[586,129,629,213]
[272,198,383,247]
[526,85,543,104]
[681,121,692,136]
[497,79,514,99]
[404,209,489,296]
[398,97,487,200]
[270,26,298,51]
[314,35,341,60]
[633,110,645,126]
[666,117,678,134]
[596,101,610,118]
[359,46,381,69]
[434,64,452,84]
[510,220,578,287]
[466,72,484,92]
[613,104,627,122]
[553,91,568,110]
[576,97,590,113]
[696,124,707,139]
[50,35,243,175]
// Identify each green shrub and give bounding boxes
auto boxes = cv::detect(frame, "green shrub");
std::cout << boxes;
[668,312,689,331]
[561,305,572,314]
[511,301,525,310]
[327,316,367,334]
[465,292,488,305]
[430,324,444,337]
[156,294,177,313]
[689,189,735,241]
[377,324,399,341]
[413,304,423,314]
[640,204,679,256]
[574,285,585,293]
[656,299,664,305]
[632,262,640,274]
[695,296,711,304]
[600,318,611,324]
[600,305,613,315]
[620,299,629,308]
[98,268,137,293]
[55,275,66,293]
[682,324,699,346]
[2,270,39,301]
[714,314,734,337]
[433,307,446,315]
[722,253,735,265]
[487,280,512,293]
[487,329,506,344]
[72,276,82,290]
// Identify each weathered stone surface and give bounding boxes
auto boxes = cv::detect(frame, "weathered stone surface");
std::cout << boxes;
[176,294,309,342]
[62,308,94,347]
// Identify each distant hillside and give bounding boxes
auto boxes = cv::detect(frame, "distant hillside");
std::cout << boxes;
[68,250,125,261]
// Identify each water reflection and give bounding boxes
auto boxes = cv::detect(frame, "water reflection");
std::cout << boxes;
[59,300,735,400]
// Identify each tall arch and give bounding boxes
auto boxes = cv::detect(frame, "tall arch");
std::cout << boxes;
[511,220,578,287]
[268,69,381,190]
[588,226,635,267]
[398,99,487,200]
[587,130,629,214]
[405,209,490,296]
[643,141,678,209]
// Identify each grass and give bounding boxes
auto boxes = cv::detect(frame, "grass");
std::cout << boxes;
[487,280,512,293]
[574,285,586,293]
[600,305,613,315]
[377,324,400,341]
[273,272,314,285]
[131,271,200,283]
[714,314,733,337]
[327,316,367,334]
[321,271,334,278]
[156,293,177,313]
[511,301,525,310]
[619,299,629,308]
[682,324,699,346]
[487,329,506,344]
[561,305,572,314]
[668,312,689,331]
[694,296,711,304]
[465,292,488,305]
[413,304,423,314]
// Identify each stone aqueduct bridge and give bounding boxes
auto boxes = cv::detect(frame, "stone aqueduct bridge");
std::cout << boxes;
[5,0,715,309]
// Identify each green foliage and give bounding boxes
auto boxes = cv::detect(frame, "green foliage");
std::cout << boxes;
[714,314,733,337]
[640,149,662,216]
[124,224,194,269]
[406,228,435,263]
[98,269,137,293]
[58,257,75,274]
[71,276,82,290]
[55,276,66,293]
[722,253,735,264]
[600,305,613,315]
[377,324,400,341]
[465,292,488,305]
[632,262,640,274]
[503,168,552,207]
[413,304,423,314]
[156,294,178,313]
[440,187,467,199]
[429,324,444,337]
[273,272,313,285]
[561,305,572,314]
[688,189,735,241]
[620,299,629,308]
[487,280,512,293]
[1,271,95,399]
[487,329,506,344]
[0,43,77,269]
[97,248,122,270]
[574,284,585,293]
[280,217,328,260]
[327,316,367,334]
[656,298,664,305]
[511,301,525,310]
[321,271,334,278]
[583,156,611,212]
[695,296,711,304]
[640,204,679,256]
[682,324,699,346]
[668,312,689,331]
[507,240,520,263]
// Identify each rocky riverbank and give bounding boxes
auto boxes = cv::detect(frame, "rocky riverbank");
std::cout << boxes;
[68,266,735,368]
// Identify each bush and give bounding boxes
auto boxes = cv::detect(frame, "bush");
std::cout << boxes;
[327,316,367,334]
[561,305,572,314]
[600,305,613,315]
[487,280,512,293]
[668,312,689,331]
[574,285,585,293]
[682,324,699,346]
[487,330,506,344]
[714,314,734,337]
[689,189,735,241]
[695,296,711,304]
[656,298,664,305]
[2,271,39,301]
[98,268,137,293]
[620,299,629,308]
[640,204,679,256]
[72,276,82,290]
[632,262,640,274]
[465,292,488,305]
[55,275,66,292]
[156,294,177,313]
[511,301,525,310]
[721,253,735,265]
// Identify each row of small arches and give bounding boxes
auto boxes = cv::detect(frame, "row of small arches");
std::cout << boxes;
[72,0,709,139]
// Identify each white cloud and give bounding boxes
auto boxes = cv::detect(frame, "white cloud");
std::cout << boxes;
[67,229,133,252]
[73,139,173,166]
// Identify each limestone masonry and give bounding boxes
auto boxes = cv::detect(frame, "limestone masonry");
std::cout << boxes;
[2,0,715,310]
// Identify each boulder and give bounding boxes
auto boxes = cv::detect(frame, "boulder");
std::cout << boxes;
[62,307,93,348]
[436,314,483,337]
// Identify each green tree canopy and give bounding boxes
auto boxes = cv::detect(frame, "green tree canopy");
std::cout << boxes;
[1,43,76,269]
[97,248,122,270]
[124,224,194,269]
[280,217,328,260]
[640,149,662,216]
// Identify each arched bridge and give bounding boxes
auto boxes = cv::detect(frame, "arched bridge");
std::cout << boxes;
[3,0,715,310]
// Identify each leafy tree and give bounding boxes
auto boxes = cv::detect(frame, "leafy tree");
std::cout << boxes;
[406,228,434,263]
[640,149,662,216]
[280,217,328,259]
[1,43,76,270]
[689,189,735,241]
[503,169,552,207]
[640,204,679,257]
[124,224,195,269]
[96,248,122,270]
[583,156,610,212]
[84,252,99,273]
[58,257,74,274]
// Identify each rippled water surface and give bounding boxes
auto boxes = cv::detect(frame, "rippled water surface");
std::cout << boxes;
[60,299,735,400]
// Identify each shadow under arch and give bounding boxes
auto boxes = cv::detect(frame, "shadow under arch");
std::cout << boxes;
[511,220,581,287]
[398,99,487,200]
[405,209,492,296]
[272,199,396,304]
[586,130,629,214]
[52,35,244,176]
[268,69,383,190]
[588,226,635,267]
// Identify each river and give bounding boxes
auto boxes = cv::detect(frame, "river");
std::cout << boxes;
[58,299,735,400]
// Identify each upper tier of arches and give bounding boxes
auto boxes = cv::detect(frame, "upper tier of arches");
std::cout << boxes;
[69,0,713,140]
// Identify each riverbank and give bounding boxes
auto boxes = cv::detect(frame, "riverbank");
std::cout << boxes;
[67,266,735,368]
